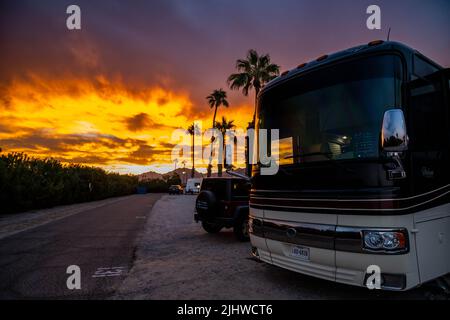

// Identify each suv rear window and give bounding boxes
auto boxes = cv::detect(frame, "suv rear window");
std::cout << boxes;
[231,181,250,199]
[201,179,228,200]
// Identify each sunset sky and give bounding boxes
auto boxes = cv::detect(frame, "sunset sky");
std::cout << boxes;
[0,0,449,174]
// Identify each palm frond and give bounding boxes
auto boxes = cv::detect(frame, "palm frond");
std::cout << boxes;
[206,89,229,109]
[227,73,251,96]
[236,59,251,72]
[247,49,259,67]
[228,50,280,95]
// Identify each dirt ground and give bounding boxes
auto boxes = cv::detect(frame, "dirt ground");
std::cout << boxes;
[114,195,437,300]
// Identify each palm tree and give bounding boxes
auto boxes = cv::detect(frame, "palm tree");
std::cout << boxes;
[206,89,229,176]
[187,123,200,178]
[206,89,229,128]
[215,116,235,177]
[227,49,280,127]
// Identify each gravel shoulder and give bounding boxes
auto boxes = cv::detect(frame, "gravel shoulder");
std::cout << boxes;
[114,195,431,300]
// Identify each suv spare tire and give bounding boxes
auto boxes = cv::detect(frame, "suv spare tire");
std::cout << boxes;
[195,190,217,217]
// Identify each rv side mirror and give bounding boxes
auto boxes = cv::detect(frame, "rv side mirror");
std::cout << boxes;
[380,109,408,152]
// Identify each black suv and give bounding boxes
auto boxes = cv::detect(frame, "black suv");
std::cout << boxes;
[168,185,183,195]
[194,177,250,241]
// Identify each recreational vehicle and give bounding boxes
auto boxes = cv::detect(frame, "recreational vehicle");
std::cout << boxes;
[185,178,203,194]
[249,41,449,290]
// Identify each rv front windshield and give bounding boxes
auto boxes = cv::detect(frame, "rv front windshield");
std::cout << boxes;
[258,54,403,165]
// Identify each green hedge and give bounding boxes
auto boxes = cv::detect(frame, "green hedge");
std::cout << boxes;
[0,152,138,214]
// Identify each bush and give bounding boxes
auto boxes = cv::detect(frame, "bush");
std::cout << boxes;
[0,152,139,214]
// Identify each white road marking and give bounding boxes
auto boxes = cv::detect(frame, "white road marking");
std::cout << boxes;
[92,266,127,278]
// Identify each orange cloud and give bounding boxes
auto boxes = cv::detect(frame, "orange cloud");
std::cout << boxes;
[0,74,253,174]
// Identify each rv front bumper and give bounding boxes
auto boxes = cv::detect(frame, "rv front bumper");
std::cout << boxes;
[251,234,414,290]
[249,217,409,255]
[249,217,419,291]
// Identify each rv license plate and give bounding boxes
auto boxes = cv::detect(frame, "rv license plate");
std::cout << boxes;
[289,245,310,261]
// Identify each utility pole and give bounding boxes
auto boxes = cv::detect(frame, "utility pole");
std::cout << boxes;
[181,160,187,185]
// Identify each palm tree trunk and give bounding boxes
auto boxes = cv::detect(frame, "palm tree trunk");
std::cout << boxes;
[252,87,260,127]
[212,105,218,128]
[218,131,225,177]
[247,87,260,177]
[233,136,237,168]
[191,133,195,178]
[207,105,218,177]
[223,134,227,169]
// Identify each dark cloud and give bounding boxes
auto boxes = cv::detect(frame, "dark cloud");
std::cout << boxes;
[0,83,12,109]
[125,113,152,132]
[124,144,156,165]
[0,123,14,134]
[61,154,112,165]
[124,113,174,132]
[158,141,176,150]
[130,144,154,158]
[0,130,146,155]
[0,126,170,165]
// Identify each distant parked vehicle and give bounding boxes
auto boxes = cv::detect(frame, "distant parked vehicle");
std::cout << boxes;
[168,185,183,195]
[195,177,250,241]
[185,178,202,194]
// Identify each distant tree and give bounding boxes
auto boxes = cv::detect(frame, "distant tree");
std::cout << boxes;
[166,173,181,186]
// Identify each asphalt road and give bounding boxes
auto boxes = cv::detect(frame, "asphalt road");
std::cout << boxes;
[0,194,162,299]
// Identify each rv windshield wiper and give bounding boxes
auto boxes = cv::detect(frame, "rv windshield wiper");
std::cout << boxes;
[284,152,333,160]
[284,152,356,174]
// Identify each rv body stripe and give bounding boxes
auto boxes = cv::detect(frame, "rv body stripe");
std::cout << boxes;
[250,191,449,213]
[250,184,449,202]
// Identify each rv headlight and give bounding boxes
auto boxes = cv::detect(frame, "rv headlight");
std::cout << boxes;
[364,232,384,249]
[363,230,407,252]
